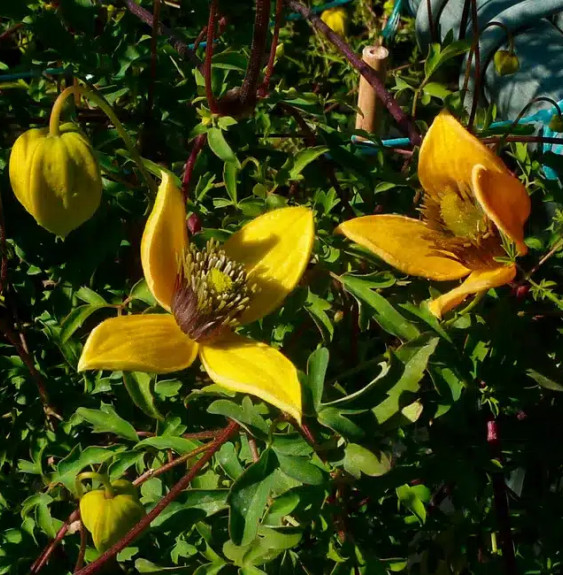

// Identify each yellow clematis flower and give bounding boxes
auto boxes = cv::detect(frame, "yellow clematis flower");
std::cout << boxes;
[78,173,315,422]
[320,7,348,37]
[337,112,531,319]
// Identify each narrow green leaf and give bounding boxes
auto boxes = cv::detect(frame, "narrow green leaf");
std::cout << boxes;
[60,304,107,343]
[223,161,238,203]
[208,127,238,165]
[75,403,138,442]
[123,372,164,421]
[339,273,420,340]
[305,347,329,413]
[228,449,279,546]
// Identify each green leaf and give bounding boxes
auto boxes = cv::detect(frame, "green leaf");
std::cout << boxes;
[339,273,420,340]
[276,453,324,485]
[304,291,333,342]
[527,368,563,392]
[289,146,328,180]
[223,162,238,203]
[208,128,239,165]
[317,406,365,440]
[305,347,329,413]
[396,484,431,524]
[75,286,108,306]
[75,403,139,442]
[60,304,107,343]
[343,444,392,478]
[372,335,440,424]
[136,436,199,455]
[123,372,164,421]
[228,449,279,546]
[208,398,269,439]
[217,442,245,480]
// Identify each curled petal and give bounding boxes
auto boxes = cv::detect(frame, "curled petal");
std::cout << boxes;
[472,164,530,255]
[199,332,302,424]
[336,215,470,280]
[428,264,517,319]
[141,172,187,311]
[78,314,198,373]
[419,112,506,199]
[224,207,314,324]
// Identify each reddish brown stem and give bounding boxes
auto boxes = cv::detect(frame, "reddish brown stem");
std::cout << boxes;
[480,135,563,146]
[486,415,518,575]
[31,510,80,573]
[73,518,86,573]
[182,134,207,202]
[240,0,272,105]
[146,0,161,119]
[467,0,481,130]
[285,0,421,146]
[259,0,284,97]
[0,22,23,41]
[123,0,200,66]
[74,421,240,575]
[248,436,260,462]
[205,0,220,114]
[426,0,436,43]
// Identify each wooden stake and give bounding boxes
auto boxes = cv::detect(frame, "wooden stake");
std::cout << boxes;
[355,45,389,136]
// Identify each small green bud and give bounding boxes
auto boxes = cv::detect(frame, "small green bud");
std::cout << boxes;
[494,50,519,76]
[548,114,563,132]
[9,123,102,237]
[80,479,145,552]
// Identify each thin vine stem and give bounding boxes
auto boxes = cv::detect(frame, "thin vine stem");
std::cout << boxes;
[259,0,284,96]
[49,85,156,194]
[74,421,240,575]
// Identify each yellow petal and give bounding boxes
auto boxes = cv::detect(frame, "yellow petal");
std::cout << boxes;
[419,112,506,199]
[428,264,517,319]
[336,215,470,280]
[472,164,530,255]
[78,314,198,373]
[141,172,187,311]
[223,207,314,324]
[199,332,302,424]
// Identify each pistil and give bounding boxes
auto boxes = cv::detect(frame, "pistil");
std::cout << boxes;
[171,239,255,342]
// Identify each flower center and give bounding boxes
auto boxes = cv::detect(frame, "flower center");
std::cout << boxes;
[171,239,255,342]
[439,192,488,239]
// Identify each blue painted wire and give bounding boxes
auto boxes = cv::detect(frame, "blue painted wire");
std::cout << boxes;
[0,67,67,82]
[382,0,403,40]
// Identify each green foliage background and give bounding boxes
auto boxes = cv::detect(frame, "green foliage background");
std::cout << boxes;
[1,1,563,574]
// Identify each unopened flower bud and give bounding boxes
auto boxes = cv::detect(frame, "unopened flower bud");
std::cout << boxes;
[187,212,202,235]
[494,50,519,76]
[548,114,563,132]
[9,123,102,237]
[79,479,145,552]
[321,7,348,37]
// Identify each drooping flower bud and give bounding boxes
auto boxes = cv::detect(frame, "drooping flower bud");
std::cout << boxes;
[9,123,103,237]
[494,49,519,76]
[321,7,348,37]
[79,479,145,552]
[548,114,563,132]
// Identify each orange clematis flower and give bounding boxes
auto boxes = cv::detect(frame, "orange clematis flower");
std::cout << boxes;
[337,112,531,319]
[78,173,314,422]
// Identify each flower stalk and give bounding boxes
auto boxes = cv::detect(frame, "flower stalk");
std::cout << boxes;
[74,421,240,575]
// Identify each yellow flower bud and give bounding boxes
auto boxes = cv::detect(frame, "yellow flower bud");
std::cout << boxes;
[549,114,563,132]
[320,7,348,37]
[493,49,519,76]
[9,123,103,237]
[79,479,145,552]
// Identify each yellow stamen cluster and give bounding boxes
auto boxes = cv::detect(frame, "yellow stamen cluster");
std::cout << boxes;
[420,184,503,269]
[171,239,255,342]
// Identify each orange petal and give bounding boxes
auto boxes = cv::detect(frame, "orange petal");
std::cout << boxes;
[140,172,187,311]
[223,207,314,325]
[428,264,517,319]
[419,111,506,199]
[199,332,302,423]
[472,164,530,255]
[78,314,198,373]
[336,215,470,280]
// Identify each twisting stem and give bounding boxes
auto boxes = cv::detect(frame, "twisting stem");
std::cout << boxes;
[284,0,421,146]
[205,0,219,114]
[259,0,284,96]
[74,519,87,573]
[74,421,240,575]
[486,414,518,574]
[182,134,207,202]
[467,0,481,130]
[240,0,271,106]
[49,84,156,194]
